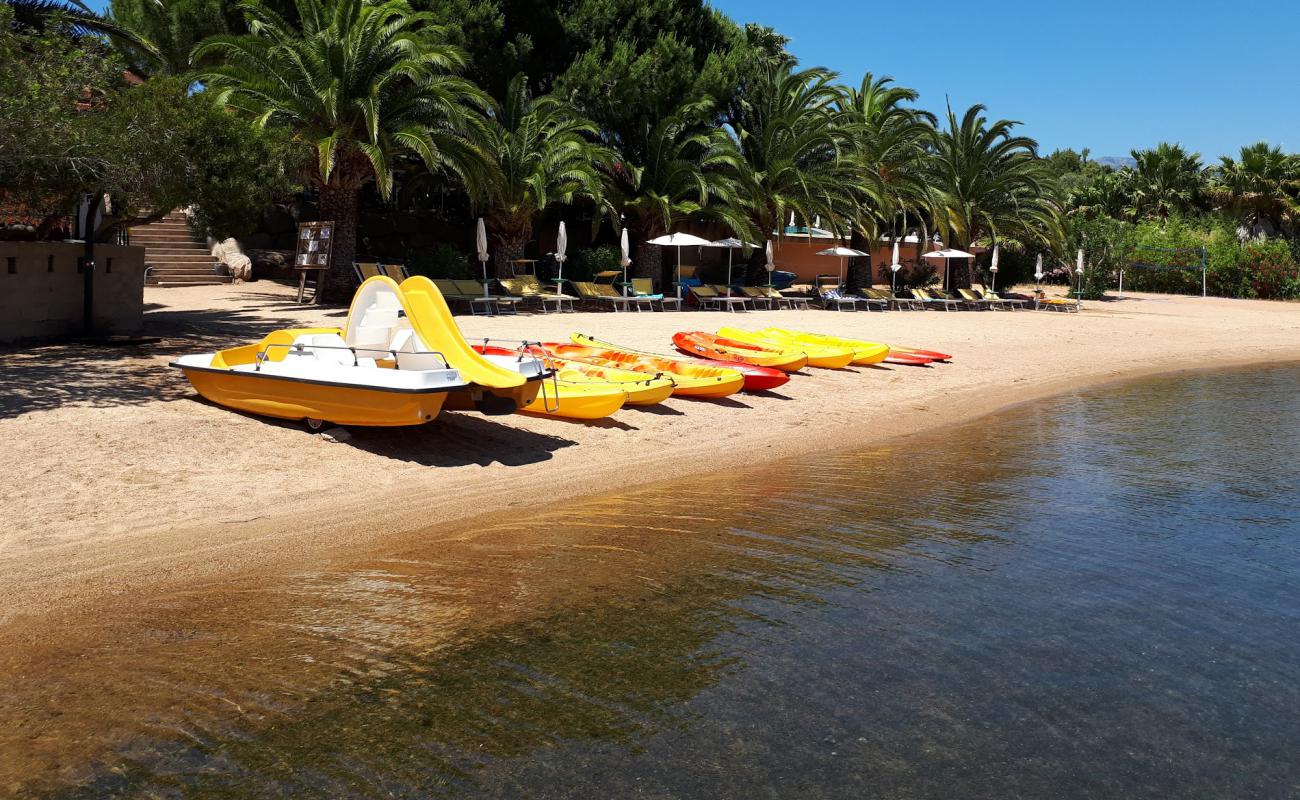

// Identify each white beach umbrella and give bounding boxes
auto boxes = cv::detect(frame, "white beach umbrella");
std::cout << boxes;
[989,244,1000,291]
[619,227,631,294]
[1034,252,1044,292]
[817,245,868,287]
[788,210,795,228]
[554,221,568,290]
[765,240,775,287]
[648,232,712,299]
[475,217,490,297]
[922,248,976,292]
[706,237,758,288]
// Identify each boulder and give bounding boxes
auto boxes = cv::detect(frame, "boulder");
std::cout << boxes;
[212,238,253,282]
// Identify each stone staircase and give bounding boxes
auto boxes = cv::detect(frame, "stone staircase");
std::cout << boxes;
[130,212,229,286]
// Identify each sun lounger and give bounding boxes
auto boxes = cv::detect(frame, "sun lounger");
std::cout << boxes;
[378,263,409,280]
[571,281,633,311]
[690,284,748,312]
[499,276,576,313]
[815,287,858,311]
[763,286,809,310]
[957,288,994,310]
[974,288,1025,310]
[709,284,758,311]
[353,262,383,282]
[631,278,682,311]
[910,288,962,311]
[848,288,889,311]
[1035,295,1080,312]
[451,278,520,315]
[741,286,775,310]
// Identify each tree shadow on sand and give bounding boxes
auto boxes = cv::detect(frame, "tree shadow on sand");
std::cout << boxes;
[0,304,317,420]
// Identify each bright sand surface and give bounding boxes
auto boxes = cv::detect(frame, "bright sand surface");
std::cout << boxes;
[2,281,1299,626]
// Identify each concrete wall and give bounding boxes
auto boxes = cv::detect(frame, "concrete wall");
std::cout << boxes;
[0,242,145,342]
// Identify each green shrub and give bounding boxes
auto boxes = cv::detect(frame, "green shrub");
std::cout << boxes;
[1245,240,1300,299]
[567,245,620,283]
[408,243,473,279]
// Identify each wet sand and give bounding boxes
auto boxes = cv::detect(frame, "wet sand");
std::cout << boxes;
[2,281,1299,630]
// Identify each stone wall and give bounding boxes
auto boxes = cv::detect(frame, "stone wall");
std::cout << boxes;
[0,242,145,342]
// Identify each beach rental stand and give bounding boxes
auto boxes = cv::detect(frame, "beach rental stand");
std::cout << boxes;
[294,221,335,304]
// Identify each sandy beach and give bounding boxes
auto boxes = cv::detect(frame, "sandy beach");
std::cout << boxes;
[2,282,1300,625]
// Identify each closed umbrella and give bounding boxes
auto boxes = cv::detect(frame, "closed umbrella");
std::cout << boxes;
[554,221,568,292]
[1034,253,1044,292]
[648,232,712,299]
[890,240,902,294]
[765,240,775,287]
[706,237,758,289]
[1076,248,1085,301]
[475,217,489,298]
[619,227,631,294]
[989,244,1000,291]
[816,246,868,288]
[922,248,975,292]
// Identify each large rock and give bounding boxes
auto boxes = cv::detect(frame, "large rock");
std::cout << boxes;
[213,238,253,282]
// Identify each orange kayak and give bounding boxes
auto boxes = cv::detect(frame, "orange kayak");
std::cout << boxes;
[556,336,745,398]
[671,331,809,372]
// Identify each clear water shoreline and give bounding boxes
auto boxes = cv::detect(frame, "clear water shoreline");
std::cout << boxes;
[5,362,1300,797]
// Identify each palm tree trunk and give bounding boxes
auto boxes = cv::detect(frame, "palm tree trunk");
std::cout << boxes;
[493,237,527,277]
[317,181,359,304]
[848,229,873,290]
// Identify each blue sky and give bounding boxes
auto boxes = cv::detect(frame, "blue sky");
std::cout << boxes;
[711,0,1300,161]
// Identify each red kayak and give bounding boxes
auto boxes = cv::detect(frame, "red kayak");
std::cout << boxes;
[885,352,937,366]
[892,346,952,363]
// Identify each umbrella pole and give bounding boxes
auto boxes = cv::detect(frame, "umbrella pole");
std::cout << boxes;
[676,248,682,300]
[726,250,732,288]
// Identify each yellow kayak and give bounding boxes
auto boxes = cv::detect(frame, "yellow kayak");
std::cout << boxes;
[526,373,628,419]
[564,335,746,398]
[756,328,891,366]
[716,327,856,369]
[481,344,675,406]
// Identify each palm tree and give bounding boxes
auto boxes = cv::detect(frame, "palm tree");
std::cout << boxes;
[609,97,747,281]
[482,73,609,275]
[106,0,246,78]
[1208,142,1300,238]
[837,73,935,286]
[1126,142,1205,221]
[3,0,165,63]
[928,103,1060,287]
[1068,168,1134,220]
[193,0,492,300]
[730,62,860,281]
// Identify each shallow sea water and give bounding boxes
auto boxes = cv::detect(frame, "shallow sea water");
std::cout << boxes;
[6,364,1300,798]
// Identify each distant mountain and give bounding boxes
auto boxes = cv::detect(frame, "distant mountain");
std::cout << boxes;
[1093,155,1137,170]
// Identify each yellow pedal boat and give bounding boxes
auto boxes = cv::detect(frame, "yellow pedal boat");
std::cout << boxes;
[716,327,857,369]
[171,276,549,427]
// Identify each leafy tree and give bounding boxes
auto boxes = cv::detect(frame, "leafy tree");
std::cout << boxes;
[1208,142,1300,238]
[1126,142,1205,220]
[194,0,494,300]
[482,73,610,273]
[1068,168,1133,220]
[927,104,1061,287]
[0,10,294,240]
